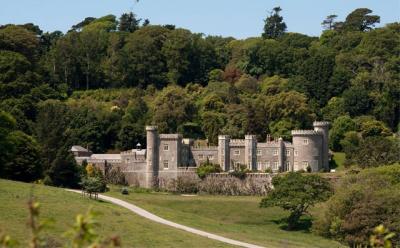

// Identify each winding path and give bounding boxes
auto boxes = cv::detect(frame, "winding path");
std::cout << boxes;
[66,189,265,248]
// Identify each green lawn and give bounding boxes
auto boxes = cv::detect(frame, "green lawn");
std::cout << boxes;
[331,152,346,171]
[106,187,344,248]
[0,179,231,247]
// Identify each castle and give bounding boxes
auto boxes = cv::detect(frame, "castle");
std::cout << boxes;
[71,121,330,188]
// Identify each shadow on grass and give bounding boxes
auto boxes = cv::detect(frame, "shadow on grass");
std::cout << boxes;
[272,217,312,232]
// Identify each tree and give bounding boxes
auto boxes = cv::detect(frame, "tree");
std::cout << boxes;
[201,111,226,145]
[0,111,16,176]
[123,25,170,88]
[71,17,96,31]
[322,15,338,30]
[35,100,69,172]
[260,172,332,230]
[3,131,42,182]
[118,12,140,33]
[313,165,400,246]
[343,8,380,32]
[262,7,287,39]
[0,50,31,83]
[329,115,356,151]
[152,86,195,133]
[44,147,81,188]
[342,86,372,116]
[352,136,399,168]
[78,28,108,90]
[0,25,39,60]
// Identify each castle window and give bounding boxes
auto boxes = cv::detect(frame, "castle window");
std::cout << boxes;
[265,161,270,168]
[285,161,290,170]
[273,149,278,156]
[198,154,204,160]
[294,150,299,156]
[303,139,309,145]
[257,161,263,170]
[163,144,169,151]
[273,161,279,170]
[126,158,130,164]
[257,149,262,156]
[207,155,214,160]
[234,150,240,156]
[163,160,169,169]
[286,150,290,156]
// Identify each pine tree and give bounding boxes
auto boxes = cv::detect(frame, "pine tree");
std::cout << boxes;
[262,7,287,39]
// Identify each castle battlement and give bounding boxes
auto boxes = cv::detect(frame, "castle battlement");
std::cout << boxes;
[291,130,323,136]
[159,134,182,139]
[191,146,218,151]
[313,121,330,127]
[146,125,158,131]
[230,139,246,144]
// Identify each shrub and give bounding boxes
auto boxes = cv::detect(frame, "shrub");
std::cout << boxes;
[264,168,273,173]
[196,160,221,179]
[313,165,400,246]
[121,187,129,195]
[229,163,249,180]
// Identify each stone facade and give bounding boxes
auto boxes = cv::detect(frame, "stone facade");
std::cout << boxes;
[71,121,330,188]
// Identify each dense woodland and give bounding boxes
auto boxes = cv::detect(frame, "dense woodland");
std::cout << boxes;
[0,7,399,247]
[0,7,399,184]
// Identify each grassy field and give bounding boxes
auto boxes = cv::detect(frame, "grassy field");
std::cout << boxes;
[106,187,344,248]
[331,152,346,171]
[0,179,231,247]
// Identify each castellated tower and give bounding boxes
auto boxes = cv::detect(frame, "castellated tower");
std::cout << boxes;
[218,135,230,171]
[313,121,330,171]
[145,126,159,188]
[245,135,257,170]
[291,130,324,172]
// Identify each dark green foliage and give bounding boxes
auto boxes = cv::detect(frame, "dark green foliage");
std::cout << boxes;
[121,187,129,195]
[329,115,356,151]
[342,8,380,32]
[260,172,332,230]
[118,12,140,33]
[347,136,399,168]
[44,148,81,188]
[196,160,221,180]
[313,165,400,246]
[262,7,287,39]
[3,131,42,182]
[81,173,107,194]
[0,9,399,188]
[0,111,16,175]
[229,164,249,180]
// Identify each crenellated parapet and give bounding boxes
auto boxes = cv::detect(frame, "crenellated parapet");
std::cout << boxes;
[230,139,246,144]
[191,146,218,151]
[313,121,331,127]
[145,125,158,131]
[291,130,323,136]
[159,134,183,140]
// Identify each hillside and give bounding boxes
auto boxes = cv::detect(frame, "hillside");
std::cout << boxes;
[0,179,230,247]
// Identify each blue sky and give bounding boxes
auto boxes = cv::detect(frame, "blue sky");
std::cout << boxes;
[1,0,399,38]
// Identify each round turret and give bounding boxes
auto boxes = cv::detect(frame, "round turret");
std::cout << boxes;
[146,125,159,188]
[292,130,323,172]
[313,121,330,171]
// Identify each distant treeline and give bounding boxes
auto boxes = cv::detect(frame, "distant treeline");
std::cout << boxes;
[0,8,399,186]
